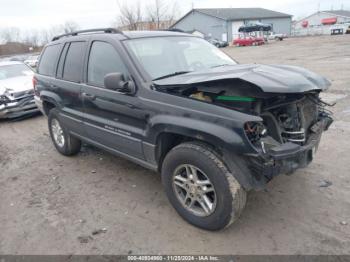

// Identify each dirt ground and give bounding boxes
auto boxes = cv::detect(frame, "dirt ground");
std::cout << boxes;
[1,35,350,255]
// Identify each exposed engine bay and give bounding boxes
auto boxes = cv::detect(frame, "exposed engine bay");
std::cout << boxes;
[154,79,334,153]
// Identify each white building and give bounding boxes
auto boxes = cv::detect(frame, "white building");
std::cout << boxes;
[293,10,350,36]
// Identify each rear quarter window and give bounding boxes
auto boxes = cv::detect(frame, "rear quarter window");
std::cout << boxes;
[38,44,61,76]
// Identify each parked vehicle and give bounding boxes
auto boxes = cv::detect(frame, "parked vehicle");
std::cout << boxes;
[346,25,350,34]
[0,61,38,119]
[233,36,264,46]
[24,54,40,68]
[34,28,333,230]
[267,32,287,41]
[205,37,229,48]
[238,22,272,33]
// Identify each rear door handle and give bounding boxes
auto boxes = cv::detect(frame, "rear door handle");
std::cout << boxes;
[82,92,96,101]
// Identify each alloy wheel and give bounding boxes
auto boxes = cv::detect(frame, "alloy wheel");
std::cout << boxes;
[172,164,217,217]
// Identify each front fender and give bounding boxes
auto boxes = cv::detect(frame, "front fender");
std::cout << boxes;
[146,115,254,154]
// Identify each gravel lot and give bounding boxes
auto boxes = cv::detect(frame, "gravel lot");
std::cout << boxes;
[1,35,350,255]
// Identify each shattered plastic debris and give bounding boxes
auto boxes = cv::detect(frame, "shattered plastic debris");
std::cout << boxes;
[78,235,93,243]
[319,179,332,187]
[92,228,107,235]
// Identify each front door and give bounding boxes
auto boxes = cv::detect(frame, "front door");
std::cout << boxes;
[81,40,146,159]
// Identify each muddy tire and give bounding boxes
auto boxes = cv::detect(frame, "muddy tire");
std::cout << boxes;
[161,142,246,231]
[48,108,81,156]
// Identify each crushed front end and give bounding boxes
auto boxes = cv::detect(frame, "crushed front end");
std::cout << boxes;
[244,93,333,183]
[0,89,39,119]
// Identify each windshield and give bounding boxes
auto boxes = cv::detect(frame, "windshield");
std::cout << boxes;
[124,36,236,80]
[0,64,33,80]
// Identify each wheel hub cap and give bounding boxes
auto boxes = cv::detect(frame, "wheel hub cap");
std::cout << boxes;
[172,164,217,217]
[51,119,65,148]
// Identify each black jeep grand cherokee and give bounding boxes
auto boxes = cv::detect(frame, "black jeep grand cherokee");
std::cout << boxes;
[34,28,333,230]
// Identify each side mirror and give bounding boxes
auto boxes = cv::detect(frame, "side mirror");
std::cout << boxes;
[104,72,135,94]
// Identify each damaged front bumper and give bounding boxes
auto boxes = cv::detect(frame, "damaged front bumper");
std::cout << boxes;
[0,94,39,119]
[245,116,333,186]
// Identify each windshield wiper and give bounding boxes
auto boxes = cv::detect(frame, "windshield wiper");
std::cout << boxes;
[152,71,192,81]
[211,64,231,68]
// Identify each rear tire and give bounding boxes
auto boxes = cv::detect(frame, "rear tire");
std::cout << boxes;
[48,108,81,156]
[161,142,246,230]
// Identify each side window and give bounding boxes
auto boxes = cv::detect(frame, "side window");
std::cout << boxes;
[38,44,61,76]
[88,41,128,87]
[56,43,69,78]
[63,42,85,82]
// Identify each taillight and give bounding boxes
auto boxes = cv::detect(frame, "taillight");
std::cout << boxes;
[32,76,37,88]
[32,76,38,95]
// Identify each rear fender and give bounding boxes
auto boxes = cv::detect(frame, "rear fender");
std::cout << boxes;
[40,90,62,109]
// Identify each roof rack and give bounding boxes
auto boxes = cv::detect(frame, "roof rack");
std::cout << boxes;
[51,28,123,41]
[163,28,185,33]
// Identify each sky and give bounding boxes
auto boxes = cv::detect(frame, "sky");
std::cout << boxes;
[0,0,349,30]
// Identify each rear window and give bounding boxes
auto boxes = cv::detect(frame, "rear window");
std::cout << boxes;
[38,44,61,76]
[63,42,85,82]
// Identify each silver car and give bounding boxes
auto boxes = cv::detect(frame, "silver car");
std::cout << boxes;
[0,61,39,119]
[24,55,40,68]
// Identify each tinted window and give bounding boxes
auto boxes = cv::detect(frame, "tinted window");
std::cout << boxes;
[56,43,69,78]
[88,41,128,86]
[63,42,85,82]
[38,44,61,76]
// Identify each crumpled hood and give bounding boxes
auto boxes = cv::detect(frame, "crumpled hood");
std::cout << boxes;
[153,64,331,93]
[0,75,33,97]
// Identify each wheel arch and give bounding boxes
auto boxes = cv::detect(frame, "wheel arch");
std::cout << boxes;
[40,90,62,115]
[147,115,250,171]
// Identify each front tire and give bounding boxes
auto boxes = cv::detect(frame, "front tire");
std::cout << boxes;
[161,142,246,230]
[48,108,81,156]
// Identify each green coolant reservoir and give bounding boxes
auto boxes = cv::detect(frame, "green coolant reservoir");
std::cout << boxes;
[214,96,256,111]
[215,96,256,102]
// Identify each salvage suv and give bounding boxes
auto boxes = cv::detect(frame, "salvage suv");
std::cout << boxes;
[34,28,333,230]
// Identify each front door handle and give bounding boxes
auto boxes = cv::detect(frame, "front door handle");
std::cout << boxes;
[82,92,96,101]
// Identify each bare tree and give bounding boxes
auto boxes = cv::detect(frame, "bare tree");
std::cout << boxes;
[37,21,79,45]
[24,30,40,47]
[61,21,80,34]
[40,29,51,45]
[1,27,21,43]
[147,0,178,29]
[116,1,142,30]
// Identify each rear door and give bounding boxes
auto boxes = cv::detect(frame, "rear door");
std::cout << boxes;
[52,41,87,134]
[81,39,146,159]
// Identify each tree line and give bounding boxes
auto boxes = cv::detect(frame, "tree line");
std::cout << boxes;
[0,0,179,47]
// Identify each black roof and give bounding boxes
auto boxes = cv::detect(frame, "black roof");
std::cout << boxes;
[172,8,291,27]
[322,10,350,17]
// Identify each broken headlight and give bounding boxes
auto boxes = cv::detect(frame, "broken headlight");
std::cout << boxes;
[0,95,10,105]
[244,122,267,144]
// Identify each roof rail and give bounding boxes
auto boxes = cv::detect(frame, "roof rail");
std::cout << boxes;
[163,28,185,33]
[51,28,123,41]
